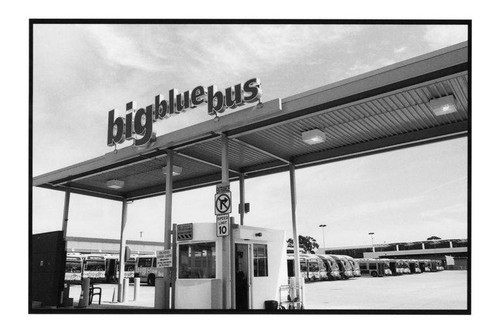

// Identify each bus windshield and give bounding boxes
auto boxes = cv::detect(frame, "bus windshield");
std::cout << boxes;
[86,260,105,271]
[300,262,307,271]
[125,262,135,271]
[65,261,82,273]
[308,262,319,272]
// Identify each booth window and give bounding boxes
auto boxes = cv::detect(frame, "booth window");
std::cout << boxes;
[253,244,268,277]
[178,242,216,279]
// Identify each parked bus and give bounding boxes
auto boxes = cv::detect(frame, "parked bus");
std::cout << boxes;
[436,260,445,271]
[379,259,392,276]
[419,260,431,272]
[105,255,136,282]
[316,254,341,280]
[343,255,361,277]
[401,260,411,274]
[409,260,422,274]
[287,254,308,281]
[65,255,83,283]
[82,255,106,282]
[135,254,164,286]
[286,254,326,282]
[388,259,404,275]
[430,259,444,272]
[327,254,353,279]
[357,258,386,277]
[305,254,328,281]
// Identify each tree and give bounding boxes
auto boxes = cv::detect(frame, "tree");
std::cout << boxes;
[427,236,442,240]
[287,235,320,254]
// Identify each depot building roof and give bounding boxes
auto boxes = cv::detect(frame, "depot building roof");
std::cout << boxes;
[33,42,469,201]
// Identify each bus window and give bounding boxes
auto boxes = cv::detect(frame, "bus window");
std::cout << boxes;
[138,257,153,268]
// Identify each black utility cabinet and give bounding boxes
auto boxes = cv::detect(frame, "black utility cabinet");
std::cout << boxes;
[30,231,66,308]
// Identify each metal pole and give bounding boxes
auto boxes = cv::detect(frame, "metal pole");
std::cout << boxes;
[62,189,71,239]
[319,224,326,249]
[171,223,177,309]
[163,150,174,310]
[118,199,128,302]
[239,174,245,225]
[289,163,302,302]
[322,229,325,249]
[220,133,233,309]
[369,232,375,253]
[230,216,236,309]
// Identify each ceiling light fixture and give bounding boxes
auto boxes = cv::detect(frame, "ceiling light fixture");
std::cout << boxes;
[302,129,326,145]
[106,179,124,189]
[162,165,183,176]
[429,95,458,116]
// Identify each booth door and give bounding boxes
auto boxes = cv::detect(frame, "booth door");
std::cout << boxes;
[235,243,251,310]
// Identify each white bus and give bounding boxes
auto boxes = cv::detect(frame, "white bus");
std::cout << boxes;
[135,255,164,286]
[82,255,106,282]
[65,255,83,283]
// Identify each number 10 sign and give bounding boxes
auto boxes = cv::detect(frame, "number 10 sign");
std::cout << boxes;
[216,214,230,237]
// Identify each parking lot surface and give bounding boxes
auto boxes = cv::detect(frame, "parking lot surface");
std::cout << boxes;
[66,270,467,310]
[304,270,467,310]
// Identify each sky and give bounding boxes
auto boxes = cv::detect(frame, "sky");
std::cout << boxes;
[32,23,469,249]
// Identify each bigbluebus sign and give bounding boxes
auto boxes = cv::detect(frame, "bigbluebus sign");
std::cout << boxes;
[107,78,262,147]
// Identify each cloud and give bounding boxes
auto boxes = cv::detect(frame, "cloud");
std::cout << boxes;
[81,25,363,78]
[394,46,407,53]
[419,176,467,196]
[83,25,178,72]
[424,25,468,49]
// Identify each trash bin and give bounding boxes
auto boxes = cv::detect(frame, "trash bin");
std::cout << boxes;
[264,300,278,310]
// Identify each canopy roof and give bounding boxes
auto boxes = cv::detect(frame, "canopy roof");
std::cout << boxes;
[33,42,469,201]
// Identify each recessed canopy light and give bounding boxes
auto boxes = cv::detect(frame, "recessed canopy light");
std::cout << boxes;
[302,129,326,145]
[162,165,183,176]
[429,95,458,116]
[106,179,124,189]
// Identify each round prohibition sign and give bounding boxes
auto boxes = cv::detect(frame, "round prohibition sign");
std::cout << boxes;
[215,193,231,214]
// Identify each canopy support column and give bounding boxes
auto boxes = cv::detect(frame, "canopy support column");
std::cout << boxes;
[61,189,70,239]
[239,174,245,225]
[162,150,174,309]
[289,163,302,302]
[221,133,234,309]
[118,198,129,302]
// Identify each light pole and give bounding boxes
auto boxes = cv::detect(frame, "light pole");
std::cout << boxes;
[369,232,375,253]
[319,224,327,249]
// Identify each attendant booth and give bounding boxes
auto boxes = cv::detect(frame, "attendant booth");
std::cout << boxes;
[174,223,287,310]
